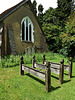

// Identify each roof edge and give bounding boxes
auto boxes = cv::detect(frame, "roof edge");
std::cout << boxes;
[0,0,29,21]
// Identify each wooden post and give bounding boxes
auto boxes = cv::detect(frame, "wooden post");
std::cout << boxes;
[45,62,51,93]
[43,55,45,64]
[69,57,72,78]
[59,59,64,84]
[20,57,24,75]
[0,48,1,60]
[0,34,2,60]
[32,56,35,68]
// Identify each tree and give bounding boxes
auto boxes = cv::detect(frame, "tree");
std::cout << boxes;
[56,0,73,28]
[42,8,62,52]
[38,4,44,26]
[32,0,37,15]
[65,12,75,36]
[59,12,75,57]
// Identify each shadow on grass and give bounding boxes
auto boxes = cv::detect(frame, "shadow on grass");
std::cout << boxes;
[64,73,68,75]
[63,80,71,84]
[47,86,61,93]
[51,75,71,84]
[51,86,61,92]
[51,75,59,80]
[71,76,75,78]
[25,73,61,92]
[64,73,75,78]
[73,58,75,62]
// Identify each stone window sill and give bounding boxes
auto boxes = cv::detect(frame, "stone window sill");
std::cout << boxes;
[21,40,33,43]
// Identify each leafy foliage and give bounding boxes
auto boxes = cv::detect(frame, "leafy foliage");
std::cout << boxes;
[65,12,75,36]
[0,54,32,68]
[32,0,74,57]
[0,51,69,68]
[60,12,75,57]
[41,1,74,56]
[32,0,37,15]
[38,4,44,26]
[56,0,73,28]
[42,7,62,52]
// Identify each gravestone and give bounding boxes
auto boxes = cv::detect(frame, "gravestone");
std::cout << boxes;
[32,47,35,54]
[28,47,32,56]
[25,48,28,57]
[25,47,35,57]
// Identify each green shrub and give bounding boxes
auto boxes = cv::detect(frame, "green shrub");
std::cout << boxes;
[60,40,75,57]
[0,51,69,68]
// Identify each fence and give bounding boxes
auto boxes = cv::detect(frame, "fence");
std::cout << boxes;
[43,55,72,80]
[33,55,64,84]
[64,57,72,78]
[20,55,72,92]
[20,56,51,93]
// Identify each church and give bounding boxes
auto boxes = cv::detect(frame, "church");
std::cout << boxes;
[0,0,48,58]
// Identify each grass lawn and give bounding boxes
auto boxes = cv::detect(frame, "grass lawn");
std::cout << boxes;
[0,52,75,100]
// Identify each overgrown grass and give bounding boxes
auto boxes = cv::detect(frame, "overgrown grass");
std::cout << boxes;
[0,52,70,68]
[0,52,75,100]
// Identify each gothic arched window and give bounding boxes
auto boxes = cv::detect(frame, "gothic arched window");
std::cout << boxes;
[21,17,34,42]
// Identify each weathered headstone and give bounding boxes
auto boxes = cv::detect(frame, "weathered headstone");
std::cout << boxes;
[28,47,32,56]
[32,47,35,54]
[25,47,35,57]
[25,48,28,57]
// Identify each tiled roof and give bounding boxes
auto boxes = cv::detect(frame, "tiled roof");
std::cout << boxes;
[0,0,28,21]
